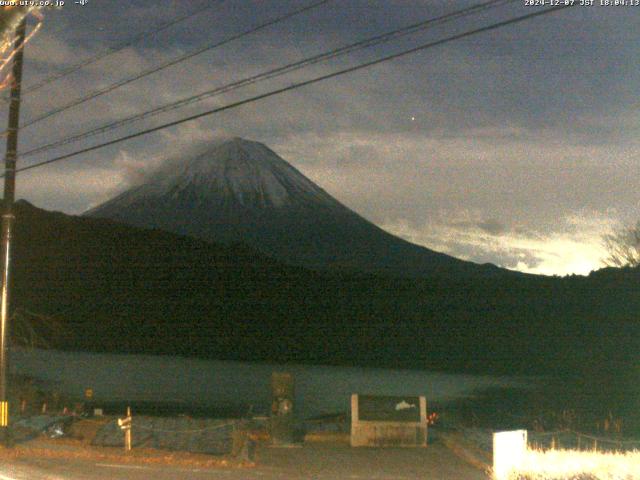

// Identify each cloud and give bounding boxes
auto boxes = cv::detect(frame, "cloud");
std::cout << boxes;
[382,211,619,276]
[24,30,77,67]
[450,218,506,236]
[18,162,126,213]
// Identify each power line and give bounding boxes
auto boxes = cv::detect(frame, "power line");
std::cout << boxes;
[16,0,331,131]
[10,5,574,177]
[9,1,224,100]
[21,0,516,158]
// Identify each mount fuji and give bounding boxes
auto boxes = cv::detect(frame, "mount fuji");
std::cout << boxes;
[86,137,504,277]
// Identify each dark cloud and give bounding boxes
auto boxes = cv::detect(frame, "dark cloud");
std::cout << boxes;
[451,219,507,236]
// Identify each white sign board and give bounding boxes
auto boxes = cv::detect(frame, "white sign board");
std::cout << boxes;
[493,430,527,480]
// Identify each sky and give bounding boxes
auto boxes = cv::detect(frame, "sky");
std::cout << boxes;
[5,0,640,276]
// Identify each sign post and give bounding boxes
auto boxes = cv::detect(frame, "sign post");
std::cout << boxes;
[118,406,132,452]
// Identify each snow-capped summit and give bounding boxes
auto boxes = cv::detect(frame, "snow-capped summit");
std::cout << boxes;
[148,137,337,209]
[86,137,503,277]
[96,137,338,212]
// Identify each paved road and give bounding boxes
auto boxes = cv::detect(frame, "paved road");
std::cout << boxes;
[0,443,489,479]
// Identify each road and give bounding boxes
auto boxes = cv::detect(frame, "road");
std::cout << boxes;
[0,443,489,479]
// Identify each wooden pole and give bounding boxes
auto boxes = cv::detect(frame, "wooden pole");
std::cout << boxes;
[125,406,132,452]
[0,15,27,446]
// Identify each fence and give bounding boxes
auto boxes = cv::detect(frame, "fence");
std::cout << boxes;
[493,429,640,480]
[528,429,640,453]
[92,416,239,455]
[444,421,640,456]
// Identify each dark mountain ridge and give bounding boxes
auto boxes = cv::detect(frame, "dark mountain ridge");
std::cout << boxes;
[8,200,639,383]
[86,137,509,278]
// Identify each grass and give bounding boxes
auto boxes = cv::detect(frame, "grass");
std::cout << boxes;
[509,448,640,480]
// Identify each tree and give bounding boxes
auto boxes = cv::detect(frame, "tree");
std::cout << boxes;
[603,221,640,267]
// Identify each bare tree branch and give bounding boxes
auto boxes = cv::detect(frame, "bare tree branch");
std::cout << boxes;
[602,221,640,268]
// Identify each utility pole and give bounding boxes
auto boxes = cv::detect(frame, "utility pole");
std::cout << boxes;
[0,15,27,444]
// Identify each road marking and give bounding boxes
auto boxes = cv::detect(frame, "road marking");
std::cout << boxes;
[95,463,226,475]
[95,463,152,470]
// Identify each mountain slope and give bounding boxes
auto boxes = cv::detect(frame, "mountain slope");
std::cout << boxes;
[86,137,506,277]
